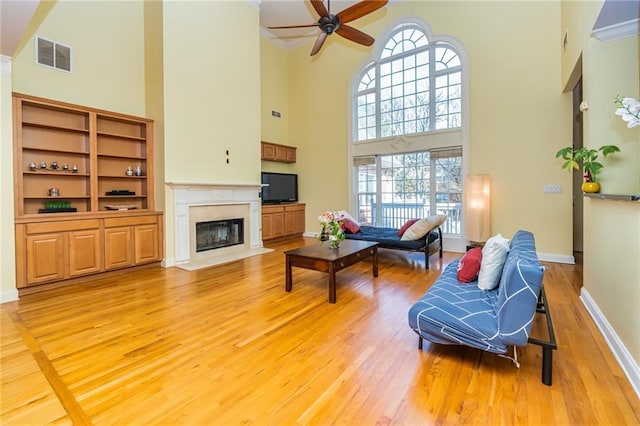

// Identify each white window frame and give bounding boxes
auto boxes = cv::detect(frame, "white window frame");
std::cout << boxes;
[348,18,470,250]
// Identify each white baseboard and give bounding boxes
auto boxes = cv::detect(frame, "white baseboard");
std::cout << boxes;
[580,288,640,399]
[538,252,575,264]
[1,289,19,304]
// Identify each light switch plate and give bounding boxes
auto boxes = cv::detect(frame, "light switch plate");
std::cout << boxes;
[544,184,562,194]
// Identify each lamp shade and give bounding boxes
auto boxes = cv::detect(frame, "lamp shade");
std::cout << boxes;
[464,174,491,243]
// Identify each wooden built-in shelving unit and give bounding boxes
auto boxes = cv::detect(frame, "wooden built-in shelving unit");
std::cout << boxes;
[12,93,163,290]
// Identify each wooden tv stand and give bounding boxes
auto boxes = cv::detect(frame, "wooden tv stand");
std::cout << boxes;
[261,203,305,241]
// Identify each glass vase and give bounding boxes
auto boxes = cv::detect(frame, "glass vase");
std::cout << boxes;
[328,235,340,249]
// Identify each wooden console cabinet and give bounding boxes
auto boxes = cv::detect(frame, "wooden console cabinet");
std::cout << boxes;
[12,93,163,290]
[262,203,305,241]
[261,141,296,163]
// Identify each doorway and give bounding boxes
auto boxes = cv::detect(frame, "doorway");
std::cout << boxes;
[572,77,584,260]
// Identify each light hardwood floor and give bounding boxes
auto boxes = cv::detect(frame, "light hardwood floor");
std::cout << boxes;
[2,237,639,425]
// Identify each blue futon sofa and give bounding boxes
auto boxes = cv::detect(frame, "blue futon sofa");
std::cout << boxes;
[408,230,557,385]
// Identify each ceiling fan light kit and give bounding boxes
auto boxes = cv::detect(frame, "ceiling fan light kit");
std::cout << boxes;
[268,0,389,56]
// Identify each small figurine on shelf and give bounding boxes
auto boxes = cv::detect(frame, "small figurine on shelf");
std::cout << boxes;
[40,161,47,169]
[50,161,58,170]
[62,163,69,171]
[135,166,142,176]
[29,162,37,171]
[126,166,134,176]
[72,165,78,173]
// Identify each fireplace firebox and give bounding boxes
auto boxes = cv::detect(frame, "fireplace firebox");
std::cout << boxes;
[195,218,244,253]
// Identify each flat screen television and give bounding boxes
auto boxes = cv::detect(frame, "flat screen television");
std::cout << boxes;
[261,172,298,204]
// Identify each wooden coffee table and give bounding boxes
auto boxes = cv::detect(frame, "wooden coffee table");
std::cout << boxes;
[285,240,379,303]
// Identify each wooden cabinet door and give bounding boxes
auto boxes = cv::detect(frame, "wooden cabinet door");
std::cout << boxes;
[275,145,287,161]
[294,209,305,234]
[261,142,276,160]
[104,226,134,269]
[26,233,65,284]
[272,212,285,238]
[134,224,159,264]
[68,229,101,277]
[262,213,274,240]
[286,147,297,163]
[284,210,296,235]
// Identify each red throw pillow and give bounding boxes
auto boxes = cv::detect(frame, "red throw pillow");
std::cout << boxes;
[457,247,483,283]
[342,218,361,234]
[397,219,419,237]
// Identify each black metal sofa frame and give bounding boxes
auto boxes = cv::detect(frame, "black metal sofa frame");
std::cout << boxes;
[344,226,443,269]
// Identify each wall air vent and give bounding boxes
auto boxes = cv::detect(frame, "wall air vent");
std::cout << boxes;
[35,36,72,72]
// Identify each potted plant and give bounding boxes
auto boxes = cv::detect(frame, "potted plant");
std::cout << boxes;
[555,145,620,193]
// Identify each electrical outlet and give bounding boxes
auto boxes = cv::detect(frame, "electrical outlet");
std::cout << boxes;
[271,110,281,118]
[543,184,562,194]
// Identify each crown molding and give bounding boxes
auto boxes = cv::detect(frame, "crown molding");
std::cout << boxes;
[592,18,640,42]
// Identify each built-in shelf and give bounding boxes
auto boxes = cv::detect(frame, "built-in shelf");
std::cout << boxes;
[583,193,640,202]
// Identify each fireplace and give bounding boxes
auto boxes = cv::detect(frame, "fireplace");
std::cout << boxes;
[196,218,244,252]
[166,182,272,270]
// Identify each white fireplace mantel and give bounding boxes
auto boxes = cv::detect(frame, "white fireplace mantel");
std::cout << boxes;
[166,182,270,270]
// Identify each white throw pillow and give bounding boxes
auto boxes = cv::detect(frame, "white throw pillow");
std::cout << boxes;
[336,210,360,226]
[477,233,510,290]
[401,214,447,241]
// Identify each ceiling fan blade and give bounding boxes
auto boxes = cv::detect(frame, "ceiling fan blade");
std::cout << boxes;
[268,23,319,29]
[310,31,328,56]
[337,0,388,24]
[310,0,329,17]
[335,24,374,46]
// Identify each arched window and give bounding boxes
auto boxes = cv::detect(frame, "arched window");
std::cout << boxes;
[354,24,462,141]
[351,22,466,237]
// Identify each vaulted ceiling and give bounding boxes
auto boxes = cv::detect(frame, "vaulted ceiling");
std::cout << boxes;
[0,0,40,56]
[2,0,637,57]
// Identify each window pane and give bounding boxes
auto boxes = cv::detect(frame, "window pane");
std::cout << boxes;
[416,78,429,92]
[391,71,403,86]
[403,68,416,82]
[380,62,391,76]
[435,154,462,235]
[416,51,428,66]
[416,64,429,79]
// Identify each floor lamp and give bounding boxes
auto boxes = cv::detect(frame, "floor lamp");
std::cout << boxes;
[464,174,491,247]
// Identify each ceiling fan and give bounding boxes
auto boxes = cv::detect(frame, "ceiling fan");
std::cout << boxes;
[268,0,389,56]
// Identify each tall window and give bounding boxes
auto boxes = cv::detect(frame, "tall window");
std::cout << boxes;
[354,25,462,141]
[351,22,465,236]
